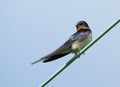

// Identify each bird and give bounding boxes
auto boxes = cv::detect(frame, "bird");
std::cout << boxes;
[31,21,92,64]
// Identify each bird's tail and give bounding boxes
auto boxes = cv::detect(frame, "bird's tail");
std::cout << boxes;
[31,58,43,65]
[31,52,70,64]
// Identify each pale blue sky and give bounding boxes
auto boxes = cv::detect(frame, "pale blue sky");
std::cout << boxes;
[0,0,120,87]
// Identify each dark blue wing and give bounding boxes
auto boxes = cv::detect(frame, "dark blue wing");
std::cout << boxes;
[64,29,91,46]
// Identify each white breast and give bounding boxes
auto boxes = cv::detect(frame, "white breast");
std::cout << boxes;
[71,33,92,52]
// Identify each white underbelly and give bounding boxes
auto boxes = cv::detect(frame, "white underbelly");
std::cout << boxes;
[71,33,92,52]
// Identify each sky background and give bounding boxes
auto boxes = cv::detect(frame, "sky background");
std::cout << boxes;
[0,0,120,87]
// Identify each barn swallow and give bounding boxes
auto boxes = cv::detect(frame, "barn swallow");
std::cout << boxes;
[31,21,92,64]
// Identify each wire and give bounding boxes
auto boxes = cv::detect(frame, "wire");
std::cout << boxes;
[40,18,120,87]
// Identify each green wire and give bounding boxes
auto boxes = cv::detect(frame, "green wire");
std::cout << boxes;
[40,18,120,87]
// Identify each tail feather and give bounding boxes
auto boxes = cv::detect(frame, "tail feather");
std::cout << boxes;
[31,58,43,65]
[43,53,70,62]
[31,53,70,64]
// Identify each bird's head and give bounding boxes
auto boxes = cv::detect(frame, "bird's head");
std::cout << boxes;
[76,21,89,31]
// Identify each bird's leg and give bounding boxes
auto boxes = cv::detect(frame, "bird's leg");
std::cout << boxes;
[78,48,85,56]
[75,52,79,55]
[80,48,85,55]
[74,51,80,58]
[82,52,85,55]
